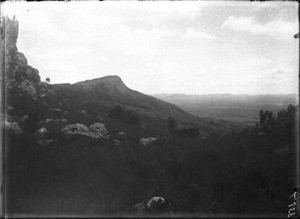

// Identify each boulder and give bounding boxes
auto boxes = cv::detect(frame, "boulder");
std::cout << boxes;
[97,114,104,121]
[3,113,14,123]
[63,123,89,134]
[38,127,47,134]
[25,67,40,83]
[81,110,88,115]
[133,196,170,213]
[18,80,37,99]
[114,139,120,146]
[19,115,29,123]
[46,118,67,124]
[146,197,167,211]
[134,203,146,213]
[118,132,126,137]
[89,123,108,136]
[140,137,158,146]
[3,121,22,135]
[7,106,15,113]
[63,123,109,140]
[15,52,27,65]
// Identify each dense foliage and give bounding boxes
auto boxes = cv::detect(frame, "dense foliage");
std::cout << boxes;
[109,105,140,125]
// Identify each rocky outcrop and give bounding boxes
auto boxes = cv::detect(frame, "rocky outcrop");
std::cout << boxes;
[118,132,126,137]
[1,114,22,135]
[140,137,158,146]
[114,139,120,146]
[134,196,170,213]
[4,121,22,135]
[18,80,37,99]
[89,123,108,136]
[62,123,109,139]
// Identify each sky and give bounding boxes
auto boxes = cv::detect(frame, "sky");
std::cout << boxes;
[2,1,299,95]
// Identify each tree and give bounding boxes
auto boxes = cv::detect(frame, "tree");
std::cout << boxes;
[167,117,178,134]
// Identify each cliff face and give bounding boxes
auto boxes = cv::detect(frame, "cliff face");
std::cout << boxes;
[1,16,51,130]
[2,16,41,101]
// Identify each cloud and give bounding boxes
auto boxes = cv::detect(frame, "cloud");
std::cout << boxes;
[222,16,298,39]
[182,28,216,40]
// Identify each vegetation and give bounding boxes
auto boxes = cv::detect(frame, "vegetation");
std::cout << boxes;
[5,104,297,216]
[109,105,140,125]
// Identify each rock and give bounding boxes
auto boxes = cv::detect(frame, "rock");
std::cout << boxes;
[38,127,47,134]
[97,114,104,121]
[45,118,67,124]
[146,197,167,212]
[39,94,47,98]
[63,123,89,133]
[49,108,62,113]
[118,132,126,137]
[7,106,14,113]
[274,147,289,156]
[134,197,170,213]
[18,80,37,99]
[25,67,40,83]
[114,139,120,146]
[82,110,88,115]
[19,115,29,123]
[3,113,14,123]
[48,108,63,117]
[63,123,109,140]
[15,52,27,65]
[134,203,146,213]
[63,111,69,116]
[89,123,108,136]
[46,139,54,143]
[3,121,22,135]
[140,137,158,146]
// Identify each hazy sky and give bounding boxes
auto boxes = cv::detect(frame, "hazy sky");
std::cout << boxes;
[3,1,299,95]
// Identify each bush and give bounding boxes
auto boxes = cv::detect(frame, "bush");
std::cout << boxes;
[109,105,140,125]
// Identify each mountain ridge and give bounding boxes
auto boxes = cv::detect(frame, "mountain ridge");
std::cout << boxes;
[52,75,244,135]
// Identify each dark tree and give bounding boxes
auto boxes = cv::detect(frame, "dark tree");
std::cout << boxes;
[167,117,178,134]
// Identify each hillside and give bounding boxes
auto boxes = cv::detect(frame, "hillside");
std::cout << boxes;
[51,77,244,136]
[154,94,298,126]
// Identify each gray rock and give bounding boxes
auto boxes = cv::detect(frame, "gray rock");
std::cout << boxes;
[140,137,158,146]
[15,52,27,65]
[3,121,22,135]
[118,132,126,137]
[89,123,108,136]
[134,196,170,213]
[38,127,47,134]
[19,115,29,123]
[63,123,109,140]
[18,80,36,99]
[7,106,14,113]
[114,139,120,146]
[146,197,166,211]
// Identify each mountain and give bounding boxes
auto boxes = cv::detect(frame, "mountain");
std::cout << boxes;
[51,76,244,136]
[2,16,242,137]
[154,93,298,126]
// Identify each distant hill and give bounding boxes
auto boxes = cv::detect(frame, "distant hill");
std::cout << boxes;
[153,93,298,126]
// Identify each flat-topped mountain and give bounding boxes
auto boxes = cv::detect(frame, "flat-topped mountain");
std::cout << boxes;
[52,76,243,135]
